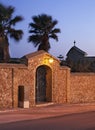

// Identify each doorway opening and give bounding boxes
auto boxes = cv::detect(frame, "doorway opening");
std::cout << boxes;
[18,86,29,108]
[18,85,24,108]
[35,65,52,103]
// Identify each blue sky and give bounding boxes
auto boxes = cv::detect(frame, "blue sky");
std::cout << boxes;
[1,0,95,58]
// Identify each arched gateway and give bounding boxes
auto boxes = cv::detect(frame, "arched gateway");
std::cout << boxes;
[0,50,70,109]
[36,65,52,103]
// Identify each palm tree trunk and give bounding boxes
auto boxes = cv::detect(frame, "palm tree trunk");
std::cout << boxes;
[0,37,10,62]
[38,34,50,52]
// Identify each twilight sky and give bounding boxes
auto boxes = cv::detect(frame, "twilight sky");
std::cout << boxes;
[1,0,95,59]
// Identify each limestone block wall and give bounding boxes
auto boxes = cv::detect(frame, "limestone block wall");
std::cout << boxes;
[12,53,56,108]
[70,73,95,103]
[0,67,12,109]
[53,65,70,104]
[13,68,34,108]
[2,51,95,109]
[0,64,30,109]
[27,53,54,106]
[25,52,69,106]
[0,52,74,109]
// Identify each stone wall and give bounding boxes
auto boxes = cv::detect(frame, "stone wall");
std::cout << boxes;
[0,67,12,109]
[13,51,69,107]
[0,64,28,109]
[27,53,54,107]
[53,65,70,104]
[1,51,95,109]
[70,73,95,103]
[13,68,31,108]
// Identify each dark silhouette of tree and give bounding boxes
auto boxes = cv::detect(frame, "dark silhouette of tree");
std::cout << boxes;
[0,3,23,62]
[28,14,60,52]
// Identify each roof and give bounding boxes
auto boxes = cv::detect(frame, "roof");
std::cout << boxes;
[23,50,59,62]
[66,45,87,56]
[83,56,95,61]
[23,50,46,59]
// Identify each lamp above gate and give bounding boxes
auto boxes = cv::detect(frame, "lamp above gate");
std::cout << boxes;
[44,57,54,64]
[48,57,54,63]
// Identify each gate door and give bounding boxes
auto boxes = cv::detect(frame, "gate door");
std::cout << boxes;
[36,66,47,103]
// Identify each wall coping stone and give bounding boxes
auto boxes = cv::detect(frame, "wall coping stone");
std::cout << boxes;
[71,72,95,76]
[60,66,70,70]
[0,63,27,69]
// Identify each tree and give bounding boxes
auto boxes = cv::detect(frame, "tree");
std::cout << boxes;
[0,3,23,62]
[28,14,60,52]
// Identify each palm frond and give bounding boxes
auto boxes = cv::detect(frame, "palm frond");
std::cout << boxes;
[9,29,23,41]
[0,4,14,22]
[7,6,14,19]
[28,35,41,47]
[0,3,24,62]
[0,3,23,41]
[10,16,23,26]
[32,16,40,24]
[28,13,60,52]
[52,20,58,27]
[51,28,61,34]
[29,23,41,30]
[49,34,58,41]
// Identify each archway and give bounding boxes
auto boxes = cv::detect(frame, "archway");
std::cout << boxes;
[35,65,52,103]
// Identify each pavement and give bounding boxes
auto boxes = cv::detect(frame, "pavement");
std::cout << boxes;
[0,103,95,124]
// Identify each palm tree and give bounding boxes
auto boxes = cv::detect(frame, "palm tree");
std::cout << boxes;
[28,14,60,52]
[0,3,23,62]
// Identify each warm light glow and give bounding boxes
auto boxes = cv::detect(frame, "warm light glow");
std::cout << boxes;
[49,58,54,63]
[43,57,54,64]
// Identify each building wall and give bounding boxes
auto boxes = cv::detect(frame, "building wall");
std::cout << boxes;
[70,73,95,103]
[0,67,13,109]
[1,52,95,109]
[13,68,33,108]
[12,53,70,108]
[27,53,54,107]
[53,66,70,104]
[12,53,59,108]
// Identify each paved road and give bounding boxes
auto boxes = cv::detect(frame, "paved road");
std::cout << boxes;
[0,111,95,130]
[1,103,95,124]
